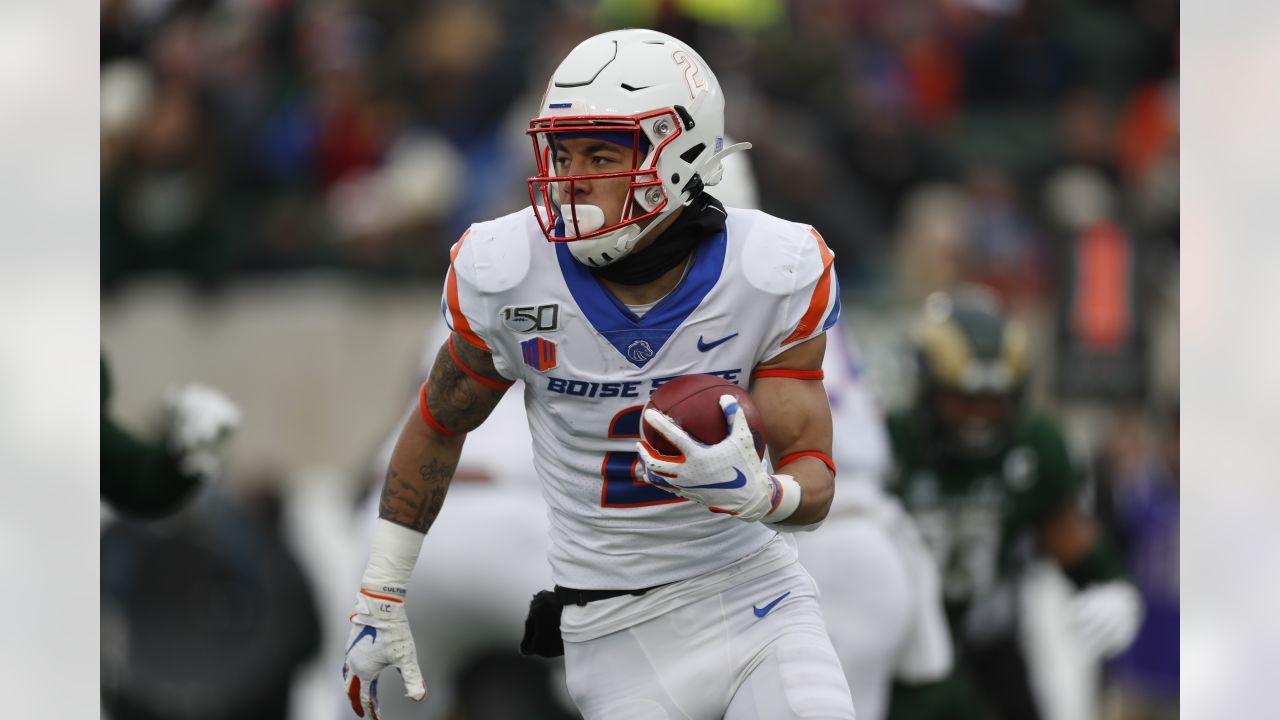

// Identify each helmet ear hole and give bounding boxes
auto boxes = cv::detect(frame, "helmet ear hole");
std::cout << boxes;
[679,143,706,164]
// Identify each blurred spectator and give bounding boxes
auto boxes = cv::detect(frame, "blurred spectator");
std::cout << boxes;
[98,0,1178,303]
[893,182,975,304]
[966,164,1050,304]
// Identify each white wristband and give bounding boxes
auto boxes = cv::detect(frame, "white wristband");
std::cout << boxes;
[762,474,802,524]
[360,518,426,598]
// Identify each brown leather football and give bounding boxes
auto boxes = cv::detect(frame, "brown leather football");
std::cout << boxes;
[641,374,766,459]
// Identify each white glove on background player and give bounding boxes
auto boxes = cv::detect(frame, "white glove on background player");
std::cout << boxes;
[1071,580,1144,659]
[636,395,800,523]
[163,383,242,480]
[344,519,428,718]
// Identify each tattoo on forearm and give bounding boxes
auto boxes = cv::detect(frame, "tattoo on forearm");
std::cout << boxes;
[379,459,457,532]
[424,337,506,434]
[420,459,450,527]
[378,335,502,532]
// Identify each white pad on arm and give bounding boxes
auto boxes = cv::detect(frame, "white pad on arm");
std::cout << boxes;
[361,518,426,595]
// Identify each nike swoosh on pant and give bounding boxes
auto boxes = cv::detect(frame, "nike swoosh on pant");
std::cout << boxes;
[753,591,791,618]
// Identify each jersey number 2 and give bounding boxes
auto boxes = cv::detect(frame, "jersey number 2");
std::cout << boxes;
[601,406,686,508]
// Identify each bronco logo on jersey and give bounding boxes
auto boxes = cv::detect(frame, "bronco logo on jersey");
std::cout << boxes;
[626,339,655,364]
[521,336,558,373]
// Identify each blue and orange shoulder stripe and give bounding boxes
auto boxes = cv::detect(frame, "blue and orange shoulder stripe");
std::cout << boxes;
[780,227,839,346]
[442,229,492,352]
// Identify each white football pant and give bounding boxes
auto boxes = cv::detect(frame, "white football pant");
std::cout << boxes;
[563,560,856,719]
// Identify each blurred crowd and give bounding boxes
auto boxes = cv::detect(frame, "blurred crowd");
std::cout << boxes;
[101,0,1178,299]
[101,1,1179,718]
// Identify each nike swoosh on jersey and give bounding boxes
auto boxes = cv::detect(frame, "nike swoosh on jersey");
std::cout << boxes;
[696,333,739,352]
[694,469,748,489]
[347,625,377,653]
[753,591,791,618]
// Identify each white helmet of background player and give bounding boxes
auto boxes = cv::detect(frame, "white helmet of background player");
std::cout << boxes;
[527,29,750,267]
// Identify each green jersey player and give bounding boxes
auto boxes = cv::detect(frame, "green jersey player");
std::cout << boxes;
[885,287,1142,720]
[101,353,241,518]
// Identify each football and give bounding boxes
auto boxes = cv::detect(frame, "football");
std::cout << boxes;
[641,374,766,459]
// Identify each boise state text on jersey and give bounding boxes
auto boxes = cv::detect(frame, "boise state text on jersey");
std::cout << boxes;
[544,368,744,398]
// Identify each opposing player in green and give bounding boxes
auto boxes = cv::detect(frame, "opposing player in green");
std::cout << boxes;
[886,286,1142,720]
[101,353,242,518]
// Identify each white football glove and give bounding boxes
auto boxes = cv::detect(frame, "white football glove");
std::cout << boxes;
[163,383,242,480]
[1071,580,1144,659]
[636,395,800,523]
[343,587,427,719]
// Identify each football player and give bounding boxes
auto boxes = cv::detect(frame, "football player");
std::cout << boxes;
[797,321,954,720]
[885,286,1143,720]
[343,29,856,719]
[101,353,242,518]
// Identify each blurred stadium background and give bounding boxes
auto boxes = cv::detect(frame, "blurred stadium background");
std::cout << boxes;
[99,0,1178,718]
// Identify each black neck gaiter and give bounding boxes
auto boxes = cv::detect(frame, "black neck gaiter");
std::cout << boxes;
[590,193,727,286]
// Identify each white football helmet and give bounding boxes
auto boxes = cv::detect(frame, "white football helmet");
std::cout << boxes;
[527,29,750,267]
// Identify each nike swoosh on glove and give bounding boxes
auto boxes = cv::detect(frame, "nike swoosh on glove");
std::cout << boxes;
[636,395,788,522]
[1071,580,1144,660]
[343,587,427,719]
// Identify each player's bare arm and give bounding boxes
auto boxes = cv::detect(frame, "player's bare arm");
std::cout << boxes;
[344,332,509,716]
[750,333,835,525]
[379,332,509,533]
[1038,503,1099,568]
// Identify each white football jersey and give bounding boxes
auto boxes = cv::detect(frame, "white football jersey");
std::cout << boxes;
[822,321,893,496]
[442,205,840,590]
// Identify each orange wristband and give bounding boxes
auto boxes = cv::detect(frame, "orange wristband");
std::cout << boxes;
[776,450,836,475]
[751,368,825,381]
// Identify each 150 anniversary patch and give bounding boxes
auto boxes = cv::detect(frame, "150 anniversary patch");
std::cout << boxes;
[502,304,560,333]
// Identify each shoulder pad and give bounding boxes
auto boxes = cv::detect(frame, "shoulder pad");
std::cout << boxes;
[731,209,832,296]
[450,208,535,294]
